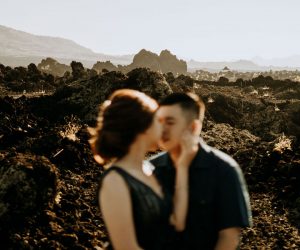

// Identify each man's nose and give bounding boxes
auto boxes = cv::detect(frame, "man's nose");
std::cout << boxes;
[162,123,168,131]
[162,127,169,135]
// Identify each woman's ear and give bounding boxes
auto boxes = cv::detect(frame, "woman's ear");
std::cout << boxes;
[94,154,105,165]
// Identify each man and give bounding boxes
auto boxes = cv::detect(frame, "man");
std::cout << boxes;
[150,92,252,250]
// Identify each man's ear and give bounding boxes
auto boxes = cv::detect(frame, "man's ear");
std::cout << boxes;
[190,120,202,135]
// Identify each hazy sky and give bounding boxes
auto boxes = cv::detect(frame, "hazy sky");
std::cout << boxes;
[1,0,300,61]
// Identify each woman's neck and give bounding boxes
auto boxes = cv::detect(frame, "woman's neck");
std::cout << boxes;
[115,139,147,171]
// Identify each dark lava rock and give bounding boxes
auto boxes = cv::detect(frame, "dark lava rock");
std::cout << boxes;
[0,153,58,231]
[27,63,40,76]
[1,63,57,93]
[194,83,300,141]
[170,74,194,92]
[92,61,118,73]
[1,61,300,249]
[35,69,172,124]
[71,61,86,80]
[126,68,172,100]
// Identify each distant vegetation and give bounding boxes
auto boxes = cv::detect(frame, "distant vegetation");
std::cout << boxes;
[191,67,300,82]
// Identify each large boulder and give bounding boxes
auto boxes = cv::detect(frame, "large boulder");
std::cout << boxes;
[123,49,187,75]
[159,49,187,74]
[130,49,161,72]
[38,58,71,77]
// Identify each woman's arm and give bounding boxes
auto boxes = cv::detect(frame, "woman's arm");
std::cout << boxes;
[170,164,189,231]
[215,227,241,250]
[170,131,198,232]
[99,172,143,250]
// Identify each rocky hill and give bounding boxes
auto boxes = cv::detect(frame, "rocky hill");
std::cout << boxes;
[37,58,71,77]
[126,49,187,74]
[0,25,133,67]
[35,50,187,77]
[92,49,187,75]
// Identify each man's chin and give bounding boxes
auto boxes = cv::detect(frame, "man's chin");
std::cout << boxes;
[148,142,160,152]
[158,141,176,151]
[158,141,168,151]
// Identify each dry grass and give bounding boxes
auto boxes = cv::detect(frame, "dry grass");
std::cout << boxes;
[273,134,292,153]
[59,115,81,141]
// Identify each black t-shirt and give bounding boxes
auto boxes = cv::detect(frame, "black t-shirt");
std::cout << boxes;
[98,166,174,250]
[150,139,252,250]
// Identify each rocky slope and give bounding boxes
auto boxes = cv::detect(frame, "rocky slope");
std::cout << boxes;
[0,66,299,249]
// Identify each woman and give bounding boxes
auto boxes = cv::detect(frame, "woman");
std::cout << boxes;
[89,89,196,250]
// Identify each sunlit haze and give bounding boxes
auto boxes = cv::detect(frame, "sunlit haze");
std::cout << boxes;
[1,0,300,61]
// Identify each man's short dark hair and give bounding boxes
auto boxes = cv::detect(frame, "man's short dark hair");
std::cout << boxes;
[159,92,205,122]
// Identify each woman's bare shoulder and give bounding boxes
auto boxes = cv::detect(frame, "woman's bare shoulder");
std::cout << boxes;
[100,169,129,198]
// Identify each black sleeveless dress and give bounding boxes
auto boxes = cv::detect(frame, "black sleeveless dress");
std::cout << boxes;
[98,166,174,250]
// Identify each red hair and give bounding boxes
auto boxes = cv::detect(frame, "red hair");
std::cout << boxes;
[89,89,158,164]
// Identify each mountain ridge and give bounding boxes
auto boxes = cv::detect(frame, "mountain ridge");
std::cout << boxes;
[1,24,300,71]
[0,25,133,67]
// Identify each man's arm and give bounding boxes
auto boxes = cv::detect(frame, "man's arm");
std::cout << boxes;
[214,151,252,249]
[215,227,241,250]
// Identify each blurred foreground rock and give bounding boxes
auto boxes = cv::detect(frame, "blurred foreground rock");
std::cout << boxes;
[0,153,57,232]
